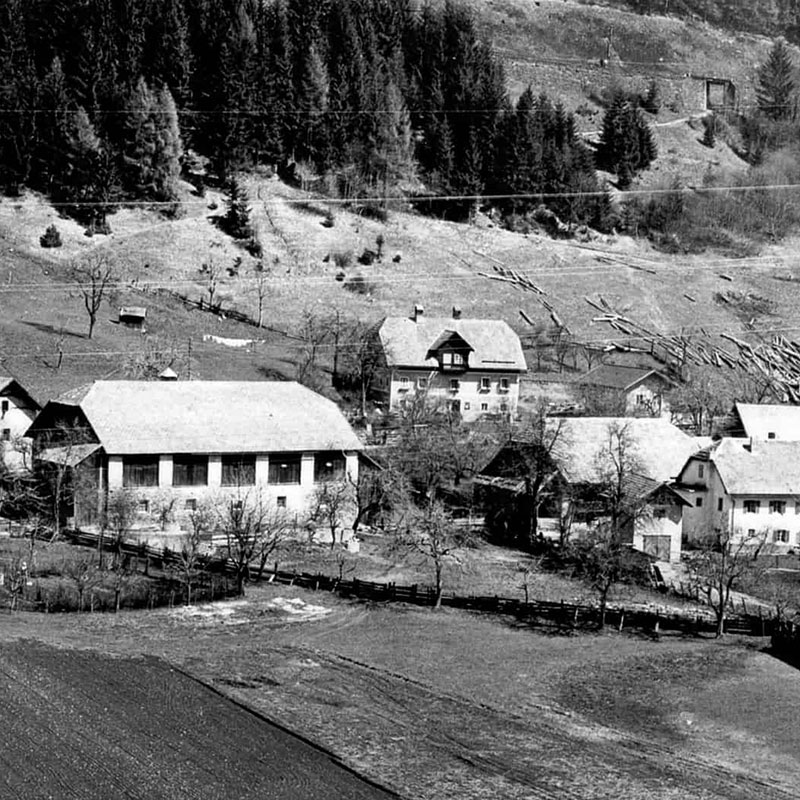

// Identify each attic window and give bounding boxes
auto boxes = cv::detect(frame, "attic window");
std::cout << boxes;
[123,455,159,488]
[441,351,465,368]
[172,455,209,487]
[770,500,786,515]
[744,500,760,514]
[221,455,256,486]
[698,464,705,479]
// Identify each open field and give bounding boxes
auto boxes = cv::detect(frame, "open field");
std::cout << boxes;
[0,639,396,800]
[3,584,800,799]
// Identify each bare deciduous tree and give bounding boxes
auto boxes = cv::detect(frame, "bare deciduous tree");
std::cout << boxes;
[308,478,357,550]
[686,520,768,637]
[102,489,138,570]
[171,500,214,605]
[217,488,290,595]
[393,501,473,609]
[62,553,100,612]
[72,253,114,339]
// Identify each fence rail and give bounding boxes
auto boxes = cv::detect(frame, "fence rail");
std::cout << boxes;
[16,528,777,636]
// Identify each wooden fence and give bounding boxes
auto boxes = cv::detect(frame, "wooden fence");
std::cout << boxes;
[15,528,777,636]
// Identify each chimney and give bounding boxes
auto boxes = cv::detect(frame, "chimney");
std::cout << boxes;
[412,304,424,322]
[452,306,462,320]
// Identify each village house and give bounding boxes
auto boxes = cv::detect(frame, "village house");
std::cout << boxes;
[26,380,363,537]
[0,376,41,473]
[725,401,800,441]
[677,437,800,550]
[373,306,527,421]
[575,364,676,417]
[476,417,703,562]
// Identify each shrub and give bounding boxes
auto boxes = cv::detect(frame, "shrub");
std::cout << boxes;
[331,249,354,269]
[358,248,378,265]
[344,274,377,295]
[40,223,62,248]
[322,209,335,228]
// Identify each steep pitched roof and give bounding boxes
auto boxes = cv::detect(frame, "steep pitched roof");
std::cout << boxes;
[378,316,527,372]
[0,376,42,414]
[576,364,674,392]
[734,402,800,441]
[544,417,703,484]
[36,381,362,455]
[711,437,800,495]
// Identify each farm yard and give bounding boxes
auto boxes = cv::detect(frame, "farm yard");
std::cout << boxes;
[3,584,800,800]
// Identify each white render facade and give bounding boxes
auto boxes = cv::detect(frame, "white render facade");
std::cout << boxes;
[27,380,364,538]
[678,439,800,549]
[376,308,527,421]
[0,378,40,473]
[387,368,521,420]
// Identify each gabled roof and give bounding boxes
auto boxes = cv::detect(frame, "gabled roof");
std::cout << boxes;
[734,402,800,441]
[478,417,703,488]
[576,364,675,392]
[0,376,42,414]
[622,473,691,506]
[33,381,362,456]
[544,417,702,484]
[710,437,800,495]
[378,316,527,372]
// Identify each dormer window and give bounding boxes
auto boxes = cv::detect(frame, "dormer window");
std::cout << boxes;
[441,351,466,371]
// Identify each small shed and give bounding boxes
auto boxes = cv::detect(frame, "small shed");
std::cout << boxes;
[118,307,147,331]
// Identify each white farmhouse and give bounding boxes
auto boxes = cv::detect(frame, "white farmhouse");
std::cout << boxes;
[374,306,527,421]
[0,376,41,473]
[26,380,362,534]
[677,437,800,549]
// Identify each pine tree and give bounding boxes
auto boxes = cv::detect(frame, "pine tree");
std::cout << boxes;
[152,86,183,203]
[597,91,657,177]
[34,57,73,192]
[223,176,252,239]
[757,38,796,121]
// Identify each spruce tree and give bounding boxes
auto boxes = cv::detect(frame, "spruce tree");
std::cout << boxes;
[757,38,796,121]
[223,176,252,240]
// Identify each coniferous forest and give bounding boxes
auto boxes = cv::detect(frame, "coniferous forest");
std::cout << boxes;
[0,0,620,227]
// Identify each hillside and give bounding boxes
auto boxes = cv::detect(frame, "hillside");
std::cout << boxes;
[0,0,797,403]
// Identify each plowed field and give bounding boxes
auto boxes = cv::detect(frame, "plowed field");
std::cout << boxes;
[0,641,396,800]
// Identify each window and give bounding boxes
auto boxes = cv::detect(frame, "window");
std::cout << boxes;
[500,403,508,412]
[0,399,7,417]
[770,500,787,515]
[1,428,9,441]
[636,393,647,406]
[268,453,301,484]
[276,496,287,509]
[441,351,466,369]
[221,455,256,486]
[463,402,471,411]
[796,501,800,515]
[398,376,410,392]
[775,529,790,543]
[123,455,159,487]
[717,498,724,511]
[747,529,756,537]
[449,378,460,393]
[172,455,208,487]
[499,378,510,393]
[744,500,760,514]
[480,402,488,412]
[698,464,705,479]
[184,498,197,511]
[138,499,150,513]
[416,376,428,390]
[480,377,491,392]
[768,431,776,440]
[653,508,667,519]
[314,452,345,482]
[695,497,703,507]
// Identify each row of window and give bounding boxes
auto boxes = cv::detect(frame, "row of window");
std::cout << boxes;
[399,376,511,392]
[121,452,345,488]
[139,495,291,514]
[693,497,800,516]
[746,528,794,544]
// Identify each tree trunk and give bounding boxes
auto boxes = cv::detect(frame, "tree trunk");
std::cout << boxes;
[434,563,443,609]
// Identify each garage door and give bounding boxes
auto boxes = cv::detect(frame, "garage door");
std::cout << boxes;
[642,535,671,561]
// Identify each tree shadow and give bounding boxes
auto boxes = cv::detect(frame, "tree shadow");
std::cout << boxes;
[21,321,84,339]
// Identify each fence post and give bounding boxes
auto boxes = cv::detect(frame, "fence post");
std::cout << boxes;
[654,613,660,638]
[618,610,625,632]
